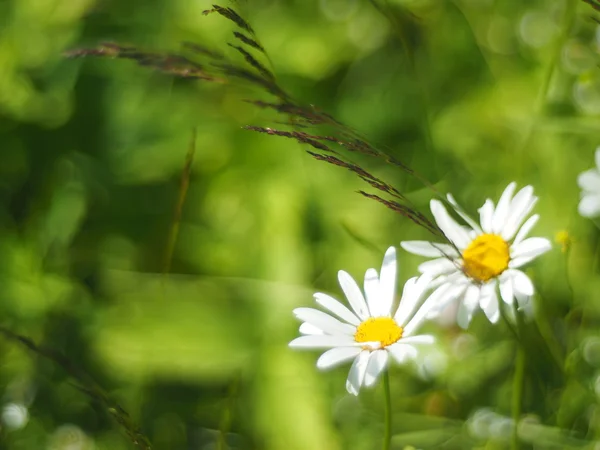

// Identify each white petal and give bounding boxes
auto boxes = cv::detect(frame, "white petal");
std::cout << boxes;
[314,293,361,326]
[446,193,483,233]
[480,290,500,323]
[510,254,540,269]
[478,199,495,233]
[465,284,482,308]
[499,276,514,305]
[338,270,370,320]
[400,335,435,345]
[515,291,531,310]
[418,258,458,278]
[316,347,362,370]
[293,308,356,336]
[364,350,389,387]
[400,241,458,258]
[577,169,600,192]
[509,270,535,296]
[364,268,379,317]
[403,282,465,335]
[394,274,432,326]
[492,182,516,233]
[511,237,552,260]
[430,199,471,248]
[299,322,323,335]
[432,270,468,287]
[419,283,465,320]
[289,335,357,349]
[579,194,600,218]
[346,350,370,395]
[387,343,418,364]
[457,285,481,329]
[501,186,536,241]
[513,214,539,246]
[377,247,397,317]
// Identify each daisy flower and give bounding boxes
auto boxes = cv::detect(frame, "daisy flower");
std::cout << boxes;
[400,182,551,328]
[577,147,600,218]
[289,247,438,396]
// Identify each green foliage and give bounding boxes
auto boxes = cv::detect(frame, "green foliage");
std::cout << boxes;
[1,0,600,449]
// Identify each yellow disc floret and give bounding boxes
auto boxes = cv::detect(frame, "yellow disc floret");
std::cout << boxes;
[354,317,403,348]
[555,230,571,253]
[462,233,510,282]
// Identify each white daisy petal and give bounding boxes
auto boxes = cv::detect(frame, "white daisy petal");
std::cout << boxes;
[577,151,600,219]
[478,199,495,233]
[387,343,418,364]
[338,270,370,320]
[456,303,476,329]
[418,258,458,278]
[411,272,436,300]
[465,284,482,307]
[499,276,514,305]
[515,291,531,310]
[400,241,459,258]
[430,199,471,248]
[293,308,356,336]
[501,186,536,240]
[509,270,535,296]
[289,335,357,349]
[418,283,454,319]
[578,194,600,218]
[364,350,389,387]
[394,274,432,327]
[316,347,362,370]
[299,322,323,335]
[511,237,552,259]
[510,254,540,269]
[457,285,481,329]
[403,282,465,335]
[513,214,539,247]
[577,170,600,192]
[377,246,397,317]
[346,350,370,395]
[447,193,483,233]
[492,182,516,233]
[480,290,500,323]
[424,278,470,320]
[364,268,379,317]
[314,293,361,326]
[400,335,435,345]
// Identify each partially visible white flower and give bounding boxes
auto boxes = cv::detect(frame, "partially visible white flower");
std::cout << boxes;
[401,182,551,328]
[578,147,600,218]
[289,247,438,396]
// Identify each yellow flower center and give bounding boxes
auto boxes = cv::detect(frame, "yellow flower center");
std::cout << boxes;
[555,230,571,253]
[462,233,510,282]
[354,317,403,348]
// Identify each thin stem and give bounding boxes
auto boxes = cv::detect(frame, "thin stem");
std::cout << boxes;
[382,370,392,450]
[499,303,520,342]
[162,128,196,276]
[218,374,240,450]
[515,0,577,159]
[592,229,600,275]
[511,306,526,450]
[511,346,525,450]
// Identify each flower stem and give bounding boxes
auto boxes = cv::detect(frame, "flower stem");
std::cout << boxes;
[382,370,392,450]
[511,308,526,450]
[515,0,577,163]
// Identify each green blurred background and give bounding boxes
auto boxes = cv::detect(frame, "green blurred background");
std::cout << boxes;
[1,0,600,448]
